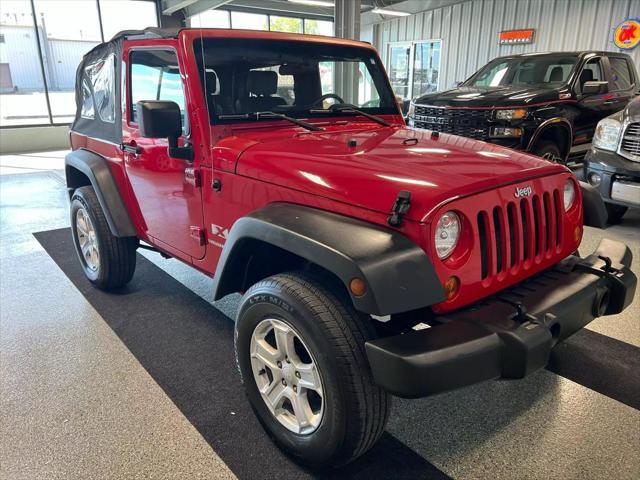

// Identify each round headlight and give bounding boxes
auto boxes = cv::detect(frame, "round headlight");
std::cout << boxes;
[435,211,460,260]
[563,180,576,210]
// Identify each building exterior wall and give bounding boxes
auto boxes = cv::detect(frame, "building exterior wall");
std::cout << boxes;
[0,25,43,91]
[371,0,640,94]
[0,24,98,93]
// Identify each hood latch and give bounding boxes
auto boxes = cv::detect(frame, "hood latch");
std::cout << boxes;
[388,190,411,227]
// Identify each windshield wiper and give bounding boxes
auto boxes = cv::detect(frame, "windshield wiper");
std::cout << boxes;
[218,111,323,131]
[310,104,390,127]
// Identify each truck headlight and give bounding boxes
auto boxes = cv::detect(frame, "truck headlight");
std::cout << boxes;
[435,211,460,259]
[593,118,621,151]
[563,179,576,210]
[407,102,415,117]
[495,108,527,120]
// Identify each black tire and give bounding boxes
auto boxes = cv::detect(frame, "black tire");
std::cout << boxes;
[605,202,628,224]
[70,186,138,289]
[235,272,390,468]
[531,140,563,163]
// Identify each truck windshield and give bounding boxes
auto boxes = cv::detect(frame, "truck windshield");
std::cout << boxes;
[465,56,579,87]
[193,38,398,125]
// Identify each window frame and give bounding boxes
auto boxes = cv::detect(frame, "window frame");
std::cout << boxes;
[575,56,605,96]
[606,55,635,92]
[386,39,442,100]
[127,46,190,135]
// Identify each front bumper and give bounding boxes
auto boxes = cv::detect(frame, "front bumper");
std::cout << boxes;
[584,148,640,208]
[365,238,636,398]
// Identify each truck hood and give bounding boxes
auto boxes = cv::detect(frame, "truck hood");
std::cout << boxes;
[413,85,563,108]
[232,124,567,222]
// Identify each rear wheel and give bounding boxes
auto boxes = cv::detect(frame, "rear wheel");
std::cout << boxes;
[235,272,390,468]
[532,140,563,162]
[70,186,138,289]
[605,203,628,224]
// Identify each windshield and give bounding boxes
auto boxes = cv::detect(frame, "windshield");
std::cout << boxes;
[193,38,398,124]
[465,55,579,87]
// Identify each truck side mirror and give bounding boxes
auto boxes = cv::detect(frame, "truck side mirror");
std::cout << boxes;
[582,81,608,95]
[136,100,193,161]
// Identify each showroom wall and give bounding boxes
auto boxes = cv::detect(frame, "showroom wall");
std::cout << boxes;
[369,0,640,98]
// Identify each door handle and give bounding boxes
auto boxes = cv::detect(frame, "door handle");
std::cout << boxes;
[120,142,142,154]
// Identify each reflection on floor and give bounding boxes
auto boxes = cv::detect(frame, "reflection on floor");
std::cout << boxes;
[1,151,639,480]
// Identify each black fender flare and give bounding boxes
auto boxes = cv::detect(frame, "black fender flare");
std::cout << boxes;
[526,117,573,161]
[65,149,137,237]
[212,203,446,316]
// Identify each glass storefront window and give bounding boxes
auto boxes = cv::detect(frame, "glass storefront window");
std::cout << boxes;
[33,0,102,124]
[304,19,333,36]
[231,12,268,31]
[270,16,302,34]
[190,9,230,28]
[412,41,441,97]
[0,0,50,126]
[100,0,158,41]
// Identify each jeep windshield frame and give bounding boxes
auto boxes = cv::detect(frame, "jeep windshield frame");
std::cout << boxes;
[463,54,580,88]
[193,38,399,126]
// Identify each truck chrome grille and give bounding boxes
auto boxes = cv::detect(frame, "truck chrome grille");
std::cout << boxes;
[477,190,562,280]
[620,122,640,162]
[412,106,491,140]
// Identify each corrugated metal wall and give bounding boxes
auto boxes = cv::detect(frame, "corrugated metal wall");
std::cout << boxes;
[372,0,640,93]
[0,25,43,91]
[0,24,97,92]
[48,39,99,90]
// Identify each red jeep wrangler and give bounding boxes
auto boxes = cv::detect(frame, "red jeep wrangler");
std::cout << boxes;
[66,28,636,467]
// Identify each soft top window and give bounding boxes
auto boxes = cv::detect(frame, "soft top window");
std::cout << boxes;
[84,54,116,123]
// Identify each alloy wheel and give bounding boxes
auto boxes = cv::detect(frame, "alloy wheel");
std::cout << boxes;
[250,318,324,435]
[75,207,100,271]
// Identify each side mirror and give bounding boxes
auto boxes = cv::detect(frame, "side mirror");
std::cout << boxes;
[456,80,464,87]
[582,80,608,95]
[136,100,193,161]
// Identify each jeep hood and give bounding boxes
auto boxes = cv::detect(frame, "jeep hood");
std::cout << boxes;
[413,85,562,108]
[232,125,566,222]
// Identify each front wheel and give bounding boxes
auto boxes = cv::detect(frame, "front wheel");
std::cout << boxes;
[70,186,138,289]
[235,272,390,468]
[531,140,563,163]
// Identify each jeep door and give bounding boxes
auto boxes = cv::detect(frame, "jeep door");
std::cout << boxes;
[122,45,206,260]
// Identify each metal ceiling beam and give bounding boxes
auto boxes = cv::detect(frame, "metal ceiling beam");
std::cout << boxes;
[162,0,198,15]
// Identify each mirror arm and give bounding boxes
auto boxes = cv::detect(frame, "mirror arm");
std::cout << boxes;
[168,135,194,162]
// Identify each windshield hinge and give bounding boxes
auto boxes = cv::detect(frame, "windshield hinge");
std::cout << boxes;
[387,190,411,227]
[189,226,206,246]
[185,167,201,188]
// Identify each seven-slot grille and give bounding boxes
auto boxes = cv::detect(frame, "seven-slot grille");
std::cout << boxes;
[620,122,640,161]
[476,189,563,281]
[413,105,491,140]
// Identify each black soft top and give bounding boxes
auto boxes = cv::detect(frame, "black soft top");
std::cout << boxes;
[71,28,180,143]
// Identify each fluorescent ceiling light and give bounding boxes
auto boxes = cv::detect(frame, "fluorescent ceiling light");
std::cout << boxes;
[371,8,411,16]
[288,0,334,7]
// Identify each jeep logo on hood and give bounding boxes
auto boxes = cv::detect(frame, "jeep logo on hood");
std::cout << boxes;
[515,186,533,198]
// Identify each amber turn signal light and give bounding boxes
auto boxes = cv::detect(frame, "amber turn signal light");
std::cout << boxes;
[444,276,460,300]
[349,278,367,296]
[574,225,582,243]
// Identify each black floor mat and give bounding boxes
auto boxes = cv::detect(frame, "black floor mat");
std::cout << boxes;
[35,228,452,480]
[548,329,640,410]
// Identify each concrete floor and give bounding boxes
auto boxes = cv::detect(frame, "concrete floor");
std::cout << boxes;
[1,151,639,479]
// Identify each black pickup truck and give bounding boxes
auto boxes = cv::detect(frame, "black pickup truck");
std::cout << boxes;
[406,51,638,163]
